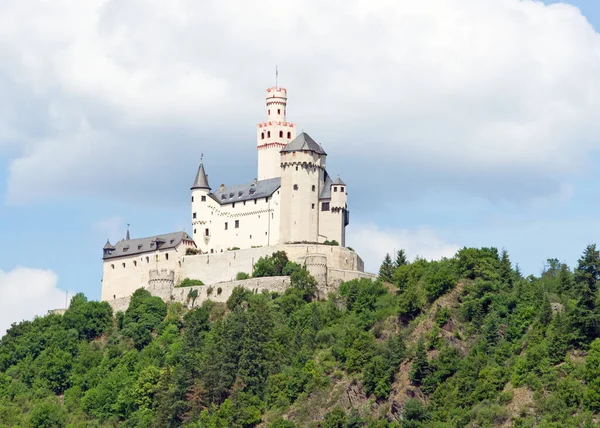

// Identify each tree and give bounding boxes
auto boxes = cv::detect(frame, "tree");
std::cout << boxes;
[27,400,67,428]
[63,293,113,341]
[378,253,394,283]
[395,249,408,269]
[121,288,167,349]
[410,339,430,385]
[290,269,318,301]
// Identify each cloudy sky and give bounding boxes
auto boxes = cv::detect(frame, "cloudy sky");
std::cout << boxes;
[1,0,600,335]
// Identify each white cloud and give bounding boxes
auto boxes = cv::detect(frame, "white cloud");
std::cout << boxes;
[348,223,460,273]
[0,267,68,338]
[1,0,600,203]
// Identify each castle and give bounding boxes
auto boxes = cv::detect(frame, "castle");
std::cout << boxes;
[101,85,374,310]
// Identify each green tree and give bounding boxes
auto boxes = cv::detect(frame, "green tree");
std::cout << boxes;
[290,268,318,301]
[410,339,430,385]
[121,288,167,349]
[28,400,67,428]
[395,249,408,269]
[379,253,394,283]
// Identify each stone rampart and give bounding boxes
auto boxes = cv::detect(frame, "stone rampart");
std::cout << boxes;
[179,244,363,285]
[148,269,175,301]
[106,296,132,313]
[327,269,378,288]
[171,276,290,307]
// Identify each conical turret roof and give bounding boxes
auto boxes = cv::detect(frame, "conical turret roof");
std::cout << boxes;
[191,160,211,190]
[103,239,115,250]
[281,132,327,155]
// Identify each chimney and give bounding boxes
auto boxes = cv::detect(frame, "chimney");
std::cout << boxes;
[220,184,225,192]
[253,178,258,186]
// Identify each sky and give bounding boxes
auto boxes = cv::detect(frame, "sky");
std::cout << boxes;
[1,0,600,335]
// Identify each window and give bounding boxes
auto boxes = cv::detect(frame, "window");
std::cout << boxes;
[133,260,137,266]
[194,228,197,234]
[322,202,330,211]
[111,264,115,269]
[193,212,197,219]
[268,110,270,115]
[312,203,315,209]
[334,187,338,192]
[293,184,298,190]
[243,201,246,205]
[165,253,169,260]
[146,256,150,263]
[254,199,257,204]
[261,132,265,140]
[279,130,283,138]
[211,249,214,253]
[235,220,239,228]
[225,222,228,230]
[278,108,281,114]
[250,235,252,239]
[191,196,194,202]
[267,131,271,138]
[265,197,269,203]
[201,195,206,202]
[296,166,298,171]
[205,228,209,236]
[287,131,291,139]
[340,187,345,193]
[122,262,126,268]
[312,185,315,192]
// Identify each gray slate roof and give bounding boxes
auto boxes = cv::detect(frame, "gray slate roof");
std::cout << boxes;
[332,177,346,186]
[281,132,327,155]
[191,162,211,190]
[103,240,115,250]
[103,231,193,260]
[320,172,333,199]
[212,177,281,205]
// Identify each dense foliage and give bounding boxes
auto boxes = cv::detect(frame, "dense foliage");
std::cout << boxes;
[3,245,600,426]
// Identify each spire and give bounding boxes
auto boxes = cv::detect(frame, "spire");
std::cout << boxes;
[191,155,211,190]
[126,224,130,240]
[103,239,115,250]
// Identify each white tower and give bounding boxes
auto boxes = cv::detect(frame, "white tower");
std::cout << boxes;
[257,87,296,180]
[191,159,211,252]
[279,133,326,243]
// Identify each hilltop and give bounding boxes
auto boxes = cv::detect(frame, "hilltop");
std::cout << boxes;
[2,245,600,427]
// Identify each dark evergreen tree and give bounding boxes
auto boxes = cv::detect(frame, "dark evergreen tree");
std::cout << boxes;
[410,339,430,385]
[378,253,394,283]
[395,249,408,269]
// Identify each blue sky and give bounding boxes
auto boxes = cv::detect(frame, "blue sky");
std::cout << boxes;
[1,0,600,333]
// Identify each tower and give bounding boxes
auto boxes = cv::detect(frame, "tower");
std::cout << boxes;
[279,133,326,243]
[191,159,211,251]
[257,87,296,180]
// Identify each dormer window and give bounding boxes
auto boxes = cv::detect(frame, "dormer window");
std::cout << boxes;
[170,239,174,244]
[123,246,129,252]
[238,191,243,197]
[138,245,142,250]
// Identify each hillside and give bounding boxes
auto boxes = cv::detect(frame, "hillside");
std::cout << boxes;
[2,246,600,427]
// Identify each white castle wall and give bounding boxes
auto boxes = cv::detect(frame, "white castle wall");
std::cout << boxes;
[101,244,191,301]
[179,244,363,285]
[192,188,281,253]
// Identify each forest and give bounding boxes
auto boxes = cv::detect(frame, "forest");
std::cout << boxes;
[2,245,600,427]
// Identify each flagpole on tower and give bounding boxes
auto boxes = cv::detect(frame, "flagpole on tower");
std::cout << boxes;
[275,65,279,89]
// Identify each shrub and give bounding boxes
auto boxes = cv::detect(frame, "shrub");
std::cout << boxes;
[177,278,204,288]
[217,287,223,295]
[186,248,200,255]
[207,286,214,296]
[236,272,250,281]
[323,240,339,246]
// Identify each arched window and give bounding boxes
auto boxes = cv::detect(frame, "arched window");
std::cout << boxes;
[146,256,150,263]
[279,131,283,138]
[165,253,169,260]
[268,109,270,115]
[261,132,264,140]
[312,185,316,192]
[278,109,281,115]
[122,262,126,268]
[133,260,137,266]
[287,132,291,139]
[267,131,271,138]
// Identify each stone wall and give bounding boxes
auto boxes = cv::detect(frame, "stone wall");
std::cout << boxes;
[327,268,378,288]
[171,276,290,307]
[179,243,364,285]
